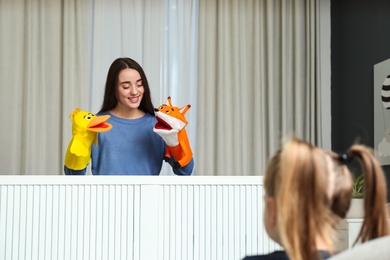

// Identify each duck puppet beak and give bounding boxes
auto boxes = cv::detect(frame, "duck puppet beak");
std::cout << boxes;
[87,115,112,132]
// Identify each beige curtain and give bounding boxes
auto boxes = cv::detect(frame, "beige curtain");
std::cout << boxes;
[0,0,198,175]
[0,0,327,176]
[0,0,88,175]
[196,0,324,175]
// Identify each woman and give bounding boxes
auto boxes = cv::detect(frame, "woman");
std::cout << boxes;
[64,57,194,175]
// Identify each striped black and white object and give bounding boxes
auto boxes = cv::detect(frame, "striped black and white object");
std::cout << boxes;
[382,74,390,109]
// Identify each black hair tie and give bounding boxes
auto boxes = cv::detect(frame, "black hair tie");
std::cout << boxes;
[338,152,353,164]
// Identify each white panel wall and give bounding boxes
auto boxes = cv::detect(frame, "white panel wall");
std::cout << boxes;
[0,176,281,260]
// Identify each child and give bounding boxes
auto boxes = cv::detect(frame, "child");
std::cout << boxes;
[243,137,389,260]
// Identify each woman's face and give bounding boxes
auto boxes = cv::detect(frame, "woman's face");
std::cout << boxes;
[116,68,144,110]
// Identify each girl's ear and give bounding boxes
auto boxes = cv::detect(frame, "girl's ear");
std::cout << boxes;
[266,197,277,227]
[264,196,282,245]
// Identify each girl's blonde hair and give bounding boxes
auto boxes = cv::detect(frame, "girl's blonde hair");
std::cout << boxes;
[264,137,390,260]
[264,138,336,260]
[328,144,389,244]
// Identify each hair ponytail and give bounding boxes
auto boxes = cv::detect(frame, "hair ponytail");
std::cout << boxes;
[275,138,335,260]
[348,145,390,244]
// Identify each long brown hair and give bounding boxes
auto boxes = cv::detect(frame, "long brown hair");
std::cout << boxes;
[98,57,155,115]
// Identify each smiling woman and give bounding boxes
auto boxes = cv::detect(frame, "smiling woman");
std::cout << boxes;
[64,57,194,176]
[0,0,197,175]
[87,0,198,177]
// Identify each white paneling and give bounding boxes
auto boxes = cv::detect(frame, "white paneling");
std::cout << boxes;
[0,176,281,260]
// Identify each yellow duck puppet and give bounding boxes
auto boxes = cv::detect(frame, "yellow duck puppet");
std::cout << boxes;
[153,96,193,168]
[64,108,113,170]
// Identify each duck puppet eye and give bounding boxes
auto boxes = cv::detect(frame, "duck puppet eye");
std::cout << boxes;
[84,113,95,120]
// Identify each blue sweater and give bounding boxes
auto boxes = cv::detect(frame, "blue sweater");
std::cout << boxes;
[64,112,194,175]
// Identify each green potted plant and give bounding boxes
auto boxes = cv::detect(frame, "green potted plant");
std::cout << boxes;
[346,173,364,218]
[351,174,364,199]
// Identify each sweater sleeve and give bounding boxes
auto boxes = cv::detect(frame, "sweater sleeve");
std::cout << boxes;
[169,157,194,176]
[64,165,87,175]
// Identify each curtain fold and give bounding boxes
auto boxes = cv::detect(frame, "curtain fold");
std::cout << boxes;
[0,0,326,176]
[0,0,88,175]
[0,0,197,175]
[197,0,322,176]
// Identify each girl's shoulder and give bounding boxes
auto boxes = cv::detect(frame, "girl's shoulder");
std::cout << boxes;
[243,251,289,260]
